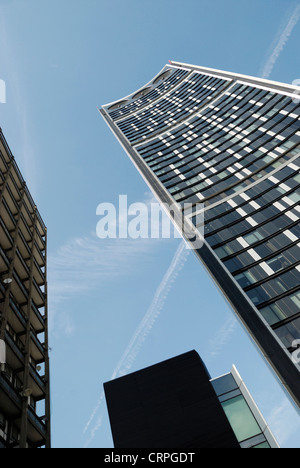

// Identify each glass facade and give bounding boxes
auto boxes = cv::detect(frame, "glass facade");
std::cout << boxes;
[222,395,263,443]
[211,367,279,448]
[101,62,300,409]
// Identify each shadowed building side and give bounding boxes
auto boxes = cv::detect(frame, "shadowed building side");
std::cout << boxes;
[104,350,241,448]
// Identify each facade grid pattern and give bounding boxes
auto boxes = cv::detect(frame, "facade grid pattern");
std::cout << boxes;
[101,62,300,411]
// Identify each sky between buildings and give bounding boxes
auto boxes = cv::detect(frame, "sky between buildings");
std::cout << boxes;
[0,0,300,448]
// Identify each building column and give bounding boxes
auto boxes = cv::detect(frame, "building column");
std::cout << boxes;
[19,207,37,449]
[44,227,51,448]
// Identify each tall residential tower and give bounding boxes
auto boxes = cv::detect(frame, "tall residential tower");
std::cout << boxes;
[0,130,50,448]
[100,61,300,410]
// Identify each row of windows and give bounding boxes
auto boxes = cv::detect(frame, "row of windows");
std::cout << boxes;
[120,75,223,140]
[222,227,300,272]
[245,266,300,307]
[205,185,300,236]
[233,244,300,289]
[138,83,273,171]
[136,83,300,205]
[259,290,300,327]
[199,147,300,208]
[117,73,230,144]
[138,84,294,172]
[168,127,298,197]
[275,316,300,349]
[138,91,298,173]
[206,195,299,249]
[205,164,300,249]
[148,87,286,182]
[202,163,300,224]
[108,68,189,121]
[171,132,300,204]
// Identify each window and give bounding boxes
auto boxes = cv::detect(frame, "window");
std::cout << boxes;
[253,441,271,448]
[234,271,256,288]
[221,395,261,443]
[275,317,300,348]
[259,291,300,325]
[266,253,285,272]
[210,373,238,397]
[259,303,286,326]
[244,230,264,245]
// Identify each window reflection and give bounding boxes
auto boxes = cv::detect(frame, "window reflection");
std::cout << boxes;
[221,395,262,442]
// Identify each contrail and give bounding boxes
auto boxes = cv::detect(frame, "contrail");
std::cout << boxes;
[83,240,189,446]
[207,313,238,362]
[82,4,300,445]
[260,3,300,79]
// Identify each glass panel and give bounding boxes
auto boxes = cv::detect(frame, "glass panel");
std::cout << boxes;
[266,254,285,272]
[234,271,257,288]
[274,317,300,348]
[210,373,238,396]
[239,433,268,448]
[221,395,261,442]
[259,303,286,325]
[218,389,241,403]
[253,442,270,448]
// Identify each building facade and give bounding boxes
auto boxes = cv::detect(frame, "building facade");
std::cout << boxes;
[211,364,279,448]
[100,62,300,410]
[104,350,279,448]
[0,129,50,448]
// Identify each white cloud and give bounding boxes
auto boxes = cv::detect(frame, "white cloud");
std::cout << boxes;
[206,312,238,361]
[48,191,184,337]
[47,232,168,337]
[110,240,189,380]
[48,197,185,338]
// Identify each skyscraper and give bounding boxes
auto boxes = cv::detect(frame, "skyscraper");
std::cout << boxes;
[104,350,279,448]
[0,129,51,448]
[100,61,300,411]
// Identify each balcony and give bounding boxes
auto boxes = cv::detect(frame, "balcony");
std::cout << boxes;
[0,372,22,417]
[0,372,47,447]
[0,216,13,250]
[4,330,46,399]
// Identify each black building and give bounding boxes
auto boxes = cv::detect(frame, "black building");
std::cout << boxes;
[100,62,300,410]
[104,350,279,448]
[104,351,240,448]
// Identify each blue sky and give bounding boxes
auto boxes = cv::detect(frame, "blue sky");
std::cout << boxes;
[0,0,300,448]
